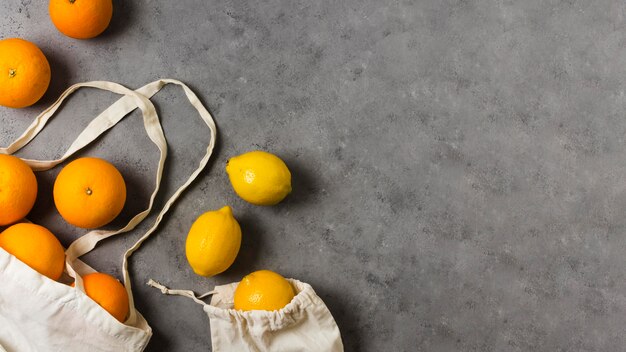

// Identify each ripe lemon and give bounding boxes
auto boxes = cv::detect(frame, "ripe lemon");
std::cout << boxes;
[185,206,241,277]
[72,273,129,323]
[0,38,51,108]
[49,0,113,39]
[0,223,65,281]
[234,270,296,311]
[53,157,126,229]
[0,155,38,226]
[226,151,292,206]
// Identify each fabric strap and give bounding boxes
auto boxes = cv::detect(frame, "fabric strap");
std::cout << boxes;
[0,79,217,326]
[146,279,216,307]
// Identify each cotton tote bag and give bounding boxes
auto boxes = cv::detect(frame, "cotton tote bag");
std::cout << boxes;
[148,278,345,351]
[0,79,217,352]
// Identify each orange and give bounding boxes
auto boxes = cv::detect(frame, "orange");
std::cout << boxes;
[53,157,126,229]
[49,0,113,39]
[72,273,129,322]
[0,223,65,281]
[0,38,51,108]
[234,270,296,311]
[0,155,38,226]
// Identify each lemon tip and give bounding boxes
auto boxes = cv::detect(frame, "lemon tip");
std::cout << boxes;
[218,205,233,215]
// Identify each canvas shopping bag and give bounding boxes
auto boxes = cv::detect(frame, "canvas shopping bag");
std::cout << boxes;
[0,79,217,352]
[148,279,344,351]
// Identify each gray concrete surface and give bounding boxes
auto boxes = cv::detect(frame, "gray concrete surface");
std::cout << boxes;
[2,0,626,351]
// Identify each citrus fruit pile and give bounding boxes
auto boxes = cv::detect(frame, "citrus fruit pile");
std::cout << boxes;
[0,154,129,321]
[0,150,296,317]
[1,0,299,321]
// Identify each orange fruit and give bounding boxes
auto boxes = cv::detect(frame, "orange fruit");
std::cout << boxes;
[49,0,113,39]
[0,38,51,108]
[0,223,65,281]
[53,157,126,229]
[0,155,38,226]
[234,270,296,311]
[72,273,129,322]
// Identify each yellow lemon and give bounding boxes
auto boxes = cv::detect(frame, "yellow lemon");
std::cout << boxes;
[225,151,292,206]
[185,206,241,277]
[234,270,295,311]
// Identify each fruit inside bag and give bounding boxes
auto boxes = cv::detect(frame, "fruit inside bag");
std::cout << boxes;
[0,78,216,352]
[148,278,344,352]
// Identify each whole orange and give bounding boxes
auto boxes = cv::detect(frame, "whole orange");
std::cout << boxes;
[0,223,65,281]
[0,38,51,108]
[0,155,38,226]
[49,0,113,39]
[73,273,129,322]
[53,157,126,229]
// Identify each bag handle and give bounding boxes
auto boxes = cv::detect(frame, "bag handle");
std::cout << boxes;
[1,79,217,326]
[0,81,165,171]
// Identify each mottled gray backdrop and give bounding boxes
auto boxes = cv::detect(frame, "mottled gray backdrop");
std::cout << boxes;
[2,0,626,351]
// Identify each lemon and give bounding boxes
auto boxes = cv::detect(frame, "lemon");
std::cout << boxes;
[185,206,242,277]
[225,151,292,206]
[234,270,296,311]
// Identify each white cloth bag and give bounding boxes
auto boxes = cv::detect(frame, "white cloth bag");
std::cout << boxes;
[0,79,217,352]
[148,279,344,351]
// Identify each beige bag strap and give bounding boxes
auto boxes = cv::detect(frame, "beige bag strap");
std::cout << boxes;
[0,81,164,171]
[146,279,216,307]
[1,79,217,325]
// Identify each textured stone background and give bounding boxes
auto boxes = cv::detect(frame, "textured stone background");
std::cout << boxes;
[3,0,626,351]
